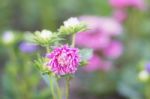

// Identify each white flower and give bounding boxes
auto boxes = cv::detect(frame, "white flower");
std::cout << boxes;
[2,31,15,44]
[33,29,59,46]
[40,29,52,39]
[138,70,149,82]
[64,17,80,27]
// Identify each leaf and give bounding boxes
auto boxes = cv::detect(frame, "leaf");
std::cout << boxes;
[34,55,51,75]
[79,60,88,67]
[79,48,93,61]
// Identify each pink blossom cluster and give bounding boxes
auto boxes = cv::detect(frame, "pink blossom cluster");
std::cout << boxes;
[109,0,146,10]
[46,45,80,75]
[76,16,123,72]
[109,0,146,22]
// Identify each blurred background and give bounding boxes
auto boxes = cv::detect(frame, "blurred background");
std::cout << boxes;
[1,0,150,99]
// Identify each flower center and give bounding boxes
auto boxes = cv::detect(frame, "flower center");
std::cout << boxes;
[57,53,70,66]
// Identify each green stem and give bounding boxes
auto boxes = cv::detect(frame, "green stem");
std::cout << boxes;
[66,77,70,99]
[46,46,50,53]
[56,79,61,99]
[71,34,76,47]
[50,76,56,99]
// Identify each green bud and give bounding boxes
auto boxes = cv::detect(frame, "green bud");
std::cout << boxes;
[34,56,51,75]
[32,29,61,46]
[58,17,87,35]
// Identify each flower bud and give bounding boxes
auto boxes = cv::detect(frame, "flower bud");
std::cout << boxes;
[33,29,60,46]
[64,17,80,27]
[40,30,52,40]
[58,17,87,35]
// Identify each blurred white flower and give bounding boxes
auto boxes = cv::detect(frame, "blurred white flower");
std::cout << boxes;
[2,31,15,44]
[64,17,80,27]
[33,29,60,46]
[138,70,149,82]
[40,29,52,39]
[59,17,86,35]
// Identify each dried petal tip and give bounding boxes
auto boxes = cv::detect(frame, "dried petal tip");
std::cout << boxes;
[46,45,80,75]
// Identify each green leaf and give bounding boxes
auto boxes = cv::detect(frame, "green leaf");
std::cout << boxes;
[34,55,51,75]
[79,48,93,61]
[79,60,88,67]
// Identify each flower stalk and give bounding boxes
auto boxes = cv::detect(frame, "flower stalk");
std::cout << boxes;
[49,76,56,99]
[66,77,71,99]
[71,34,76,48]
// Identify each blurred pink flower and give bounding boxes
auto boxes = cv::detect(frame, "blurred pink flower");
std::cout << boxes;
[109,0,129,9]
[46,45,79,75]
[103,41,123,59]
[84,54,102,72]
[79,16,103,30]
[113,10,127,23]
[109,0,146,10]
[130,0,146,10]
[76,16,122,50]
[84,54,112,72]
[76,16,123,72]
[76,31,110,50]
[79,16,123,36]
[100,18,123,36]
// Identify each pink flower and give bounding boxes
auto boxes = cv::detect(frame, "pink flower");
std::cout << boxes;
[79,16,103,29]
[84,54,112,72]
[100,18,123,36]
[103,41,123,59]
[76,16,122,50]
[75,16,124,72]
[84,54,102,72]
[109,0,146,10]
[109,0,129,9]
[79,16,123,36]
[113,10,127,23]
[130,0,146,10]
[76,31,110,49]
[46,45,80,75]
